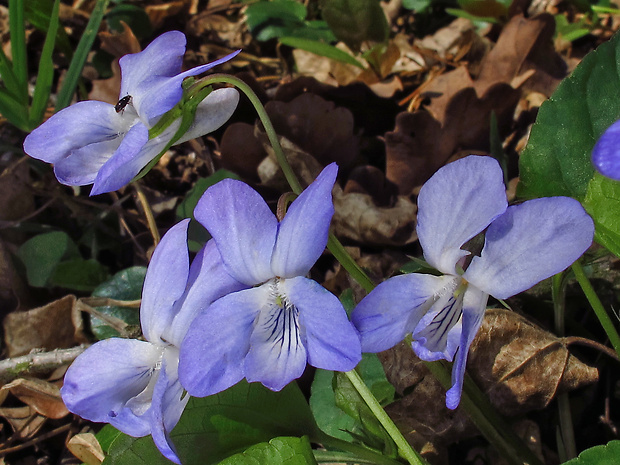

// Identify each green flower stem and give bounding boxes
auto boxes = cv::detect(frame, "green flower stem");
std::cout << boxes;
[552,272,577,460]
[572,260,620,358]
[314,432,404,465]
[344,369,428,465]
[425,361,544,465]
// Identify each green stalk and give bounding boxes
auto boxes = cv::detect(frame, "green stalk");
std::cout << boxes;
[551,272,577,460]
[344,370,428,465]
[572,260,620,358]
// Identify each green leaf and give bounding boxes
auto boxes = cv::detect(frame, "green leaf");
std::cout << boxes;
[402,0,433,12]
[9,0,28,105]
[49,258,109,291]
[310,354,395,450]
[561,440,620,464]
[104,382,320,465]
[319,0,389,53]
[29,0,60,129]
[88,266,145,338]
[457,0,509,20]
[0,40,23,101]
[279,37,365,68]
[245,1,307,41]
[518,31,620,200]
[218,437,317,465]
[0,86,29,130]
[17,231,79,287]
[56,0,110,111]
[176,169,240,251]
[583,173,620,257]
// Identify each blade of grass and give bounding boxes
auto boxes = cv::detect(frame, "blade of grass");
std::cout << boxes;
[55,0,110,111]
[278,36,366,69]
[8,0,28,105]
[0,44,22,100]
[25,0,73,59]
[0,86,30,130]
[28,0,60,129]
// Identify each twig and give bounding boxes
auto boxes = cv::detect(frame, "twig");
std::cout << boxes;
[0,423,71,456]
[0,346,89,385]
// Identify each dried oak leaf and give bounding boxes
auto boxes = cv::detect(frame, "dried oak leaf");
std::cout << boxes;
[1,378,68,419]
[0,406,46,440]
[379,308,598,449]
[67,432,105,465]
[3,295,84,357]
[468,308,599,416]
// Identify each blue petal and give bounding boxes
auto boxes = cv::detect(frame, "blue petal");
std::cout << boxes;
[411,277,464,362]
[54,138,121,186]
[271,164,337,278]
[90,122,150,195]
[149,350,188,465]
[167,239,247,346]
[175,88,240,143]
[60,338,163,437]
[194,179,278,285]
[417,156,507,275]
[245,281,308,391]
[285,276,361,371]
[23,101,123,164]
[352,273,450,353]
[592,119,620,180]
[178,288,259,397]
[445,285,488,410]
[465,197,594,300]
[140,220,190,344]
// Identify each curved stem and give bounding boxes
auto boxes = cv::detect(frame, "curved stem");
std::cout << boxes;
[344,370,428,465]
[133,183,160,246]
[315,432,403,465]
[572,260,620,359]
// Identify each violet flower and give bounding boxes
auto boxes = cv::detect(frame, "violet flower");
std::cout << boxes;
[24,31,239,196]
[60,220,244,463]
[178,163,361,396]
[592,119,620,180]
[352,155,594,409]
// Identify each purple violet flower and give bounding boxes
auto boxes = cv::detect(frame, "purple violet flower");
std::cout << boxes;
[178,163,362,397]
[60,220,244,463]
[23,31,239,196]
[592,119,620,180]
[351,155,594,409]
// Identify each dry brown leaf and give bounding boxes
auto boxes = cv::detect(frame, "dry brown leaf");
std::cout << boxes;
[344,165,398,207]
[67,432,105,465]
[3,295,82,357]
[0,406,45,440]
[475,13,566,96]
[1,379,69,419]
[0,238,29,312]
[188,14,248,50]
[265,94,359,169]
[469,308,599,416]
[145,2,185,30]
[292,46,362,87]
[0,159,34,222]
[332,187,417,246]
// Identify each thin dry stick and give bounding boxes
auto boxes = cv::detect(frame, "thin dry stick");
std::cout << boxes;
[0,424,72,456]
[0,345,89,385]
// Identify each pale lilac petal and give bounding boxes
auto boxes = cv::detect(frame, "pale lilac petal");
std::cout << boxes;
[412,277,463,362]
[245,283,308,391]
[284,276,361,371]
[465,197,594,300]
[194,179,278,285]
[592,119,620,180]
[90,122,150,195]
[352,273,451,353]
[179,288,260,397]
[417,156,507,275]
[150,350,187,465]
[60,339,163,437]
[167,239,247,346]
[23,101,126,164]
[140,220,190,344]
[445,285,488,410]
[54,138,121,186]
[175,88,240,143]
[271,164,337,278]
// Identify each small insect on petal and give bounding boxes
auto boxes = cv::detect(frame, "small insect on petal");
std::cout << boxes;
[115,95,133,113]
